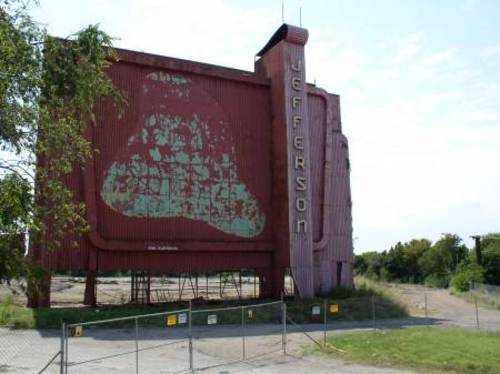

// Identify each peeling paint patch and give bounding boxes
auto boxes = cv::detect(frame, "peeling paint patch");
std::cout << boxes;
[146,71,191,98]
[101,113,266,238]
[146,72,189,85]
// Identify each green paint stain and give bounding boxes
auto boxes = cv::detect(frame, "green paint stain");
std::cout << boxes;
[101,111,265,238]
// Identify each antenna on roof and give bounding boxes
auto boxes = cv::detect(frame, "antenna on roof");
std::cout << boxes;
[299,6,302,27]
[282,3,285,23]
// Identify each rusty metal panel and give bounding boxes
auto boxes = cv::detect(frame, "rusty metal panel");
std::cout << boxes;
[310,91,353,291]
[89,58,274,249]
[307,93,327,243]
[257,25,315,298]
[34,24,353,299]
[330,132,354,263]
[97,250,272,273]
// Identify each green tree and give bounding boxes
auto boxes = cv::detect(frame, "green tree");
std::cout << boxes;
[354,251,388,280]
[450,253,484,292]
[0,174,32,282]
[385,242,408,282]
[480,233,500,285]
[419,234,468,287]
[402,239,431,283]
[0,0,125,283]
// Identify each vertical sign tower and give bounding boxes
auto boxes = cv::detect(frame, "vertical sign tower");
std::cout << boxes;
[256,24,315,298]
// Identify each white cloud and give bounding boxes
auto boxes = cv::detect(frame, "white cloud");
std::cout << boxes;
[396,32,423,62]
[419,47,458,66]
[33,0,280,71]
[482,43,500,58]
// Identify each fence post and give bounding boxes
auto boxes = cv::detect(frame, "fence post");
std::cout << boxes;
[323,299,327,346]
[188,300,194,371]
[371,295,376,329]
[134,317,139,374]
[474,296,480,329]
[282,300,287,355]
[64,324,68,374]
[424,293,428,319]
[60,323,65,374]
[241,305,246,360]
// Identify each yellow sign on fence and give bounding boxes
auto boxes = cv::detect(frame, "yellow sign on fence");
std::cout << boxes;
[167,314,177,326]
[329,304,339,313]
[70,325,83,337]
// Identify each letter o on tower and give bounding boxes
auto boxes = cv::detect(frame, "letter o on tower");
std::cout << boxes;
[296,198,307,212]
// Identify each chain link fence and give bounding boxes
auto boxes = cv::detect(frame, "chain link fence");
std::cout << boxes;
[61,301,284,373]
[469,282,500,330]
[64,309,190,373]
[190,301,284,369]
[3,290,500,373]
[0,328,61,373]
[471,282,500,308]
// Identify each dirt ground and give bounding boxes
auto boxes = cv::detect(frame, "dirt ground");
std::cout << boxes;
[392,283,500,329]
[0,275,293,306]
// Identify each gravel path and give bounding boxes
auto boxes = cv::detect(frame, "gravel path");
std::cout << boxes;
[396,284,500,329]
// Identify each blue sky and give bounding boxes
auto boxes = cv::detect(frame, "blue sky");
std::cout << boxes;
[28,0,500,252]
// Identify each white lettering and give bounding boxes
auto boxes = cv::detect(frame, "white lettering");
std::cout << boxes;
[292,96,301,109]
[293,116,302,129]
[296,198,306,212]
[292,76,302,91]
[293,136,304,149]
[296,220,307,233]
[291,60,302,72]
[296,176,306,191]
[295,155,305,170]
[290,59,308,236]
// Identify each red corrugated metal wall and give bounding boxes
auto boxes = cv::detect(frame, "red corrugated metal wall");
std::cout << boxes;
[34,24,353,299]
[93,61,274,243]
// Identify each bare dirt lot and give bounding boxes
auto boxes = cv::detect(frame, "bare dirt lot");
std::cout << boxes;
[393,283,500,329]
[0,275,286,306]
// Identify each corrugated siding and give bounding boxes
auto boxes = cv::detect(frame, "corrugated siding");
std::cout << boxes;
[37,34,353,293]
[93,61,274,243]
[330,130,353,263]
[307,94,326,243]
[98,250,272,273]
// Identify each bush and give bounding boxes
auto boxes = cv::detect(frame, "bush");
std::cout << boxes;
[451,262,484,292]
[0,295,35,329]
[424,274,449,288]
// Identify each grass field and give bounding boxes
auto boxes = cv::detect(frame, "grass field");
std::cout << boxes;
[0,295,189,329]
[0,277,408,329]
[308,327,500,374]
[452,289,500,311]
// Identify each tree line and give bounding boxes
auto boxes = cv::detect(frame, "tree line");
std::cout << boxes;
[0,0,125,288]
[355,233,500,291]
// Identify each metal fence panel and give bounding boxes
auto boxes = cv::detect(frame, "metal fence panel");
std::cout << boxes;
[65,319,138,373]
[241,301,283,361]
[191,305,247,368]
[5,291,500,373]
[135,311,190,374]
[64,308,189,373]
[0,328,61,373]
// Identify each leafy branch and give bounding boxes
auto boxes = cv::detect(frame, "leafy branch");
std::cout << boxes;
[0,0,126,282]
